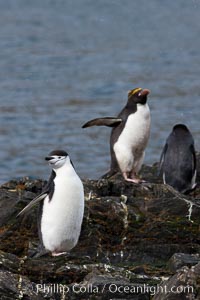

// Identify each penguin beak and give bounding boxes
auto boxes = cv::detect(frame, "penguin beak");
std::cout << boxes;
[45,156,54,161]
[138,89,150,97]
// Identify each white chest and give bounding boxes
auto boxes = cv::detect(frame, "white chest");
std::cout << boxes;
[41,167,84,252]
[115,103,151,152]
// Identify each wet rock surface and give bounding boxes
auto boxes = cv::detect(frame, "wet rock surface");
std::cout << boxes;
[0,154,200,299]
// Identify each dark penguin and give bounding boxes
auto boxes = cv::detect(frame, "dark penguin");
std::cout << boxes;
[18,150,84,256]
[159,124,197,193]
[82,88,151,183]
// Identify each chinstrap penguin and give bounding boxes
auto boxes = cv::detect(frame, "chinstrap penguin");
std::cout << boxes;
[82,88,151,183]
[159,124,197,194]
[18,150,84,256]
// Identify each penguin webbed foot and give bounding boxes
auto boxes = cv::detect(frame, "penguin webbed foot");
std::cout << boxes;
[124,178,139,184]
[100,170,147,184]
[51,251,68,257]
[125,178,142,184]
[123,172,146,184]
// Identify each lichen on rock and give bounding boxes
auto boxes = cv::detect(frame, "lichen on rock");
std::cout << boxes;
[0,154,200,299]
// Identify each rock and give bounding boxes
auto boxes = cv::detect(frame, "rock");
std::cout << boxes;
[153,263,200,300]
[168,253,200,272]
[0,270,45,300]
[0,154,200,299]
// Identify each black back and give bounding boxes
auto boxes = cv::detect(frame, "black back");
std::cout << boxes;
[159,124,196,193]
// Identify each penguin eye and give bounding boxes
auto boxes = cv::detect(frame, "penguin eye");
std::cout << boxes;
[58,156,61,159]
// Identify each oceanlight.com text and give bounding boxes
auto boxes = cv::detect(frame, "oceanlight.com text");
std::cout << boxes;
[35,283,194,296]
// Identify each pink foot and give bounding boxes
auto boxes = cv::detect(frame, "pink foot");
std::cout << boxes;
[125,178,141,184]
[51,252,67,257]
[123,172,145,184]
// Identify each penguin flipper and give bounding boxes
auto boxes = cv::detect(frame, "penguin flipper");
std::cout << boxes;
[82,117,122,128]
[191,144,197,174]
[158,143,168,176]
[17,192,47,217]
[190,144,197,189]
[17,170,55,217]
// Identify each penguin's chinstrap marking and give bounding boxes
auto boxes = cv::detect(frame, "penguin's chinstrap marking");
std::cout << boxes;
[18,150,84,256]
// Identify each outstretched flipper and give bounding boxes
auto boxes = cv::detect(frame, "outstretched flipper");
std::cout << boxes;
[82,117,122,128]
[17,192,47,217]
[17,170,55,217]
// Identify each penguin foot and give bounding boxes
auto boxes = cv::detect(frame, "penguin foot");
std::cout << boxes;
[123,173,140,183]
[51,251,67,257]
[123,172,145,184]
[139,179,146,183]
[126,178,141,184]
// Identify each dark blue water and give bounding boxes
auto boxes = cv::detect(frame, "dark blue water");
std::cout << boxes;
[0,0,199,183]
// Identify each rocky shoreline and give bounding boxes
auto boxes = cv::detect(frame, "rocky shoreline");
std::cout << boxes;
[0,155,200,299]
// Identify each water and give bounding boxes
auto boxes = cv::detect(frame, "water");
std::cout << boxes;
[0,0,199,183]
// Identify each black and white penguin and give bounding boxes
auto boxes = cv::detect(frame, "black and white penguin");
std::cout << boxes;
[82,88,151,183]
[159,124,197,193]
[18,150,84,256]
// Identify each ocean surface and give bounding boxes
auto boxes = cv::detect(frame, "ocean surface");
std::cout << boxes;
[0,0,199,183]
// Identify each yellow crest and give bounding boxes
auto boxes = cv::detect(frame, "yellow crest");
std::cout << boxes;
[128,88,142,97]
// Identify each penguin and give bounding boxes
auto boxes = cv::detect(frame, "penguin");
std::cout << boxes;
[18,150,84,256]
[159,124,197,194]
[82,88,151,183]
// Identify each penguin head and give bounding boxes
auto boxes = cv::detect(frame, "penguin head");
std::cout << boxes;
[171,124,192,139]
[45,150,69,169]
[172,123,189,133]
[128,88,150,105]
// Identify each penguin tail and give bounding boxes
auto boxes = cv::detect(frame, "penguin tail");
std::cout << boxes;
[100,169,118,179]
